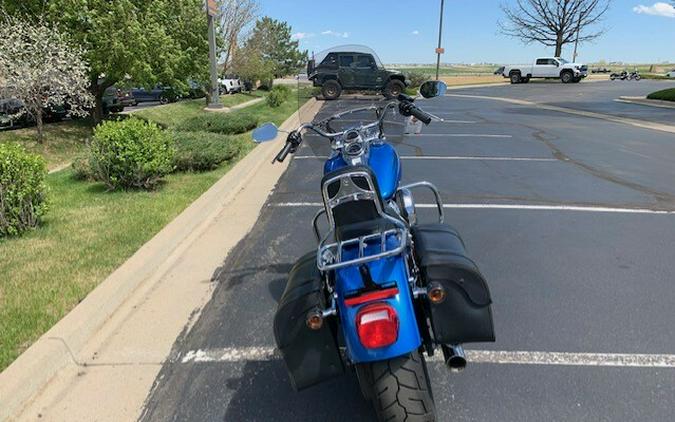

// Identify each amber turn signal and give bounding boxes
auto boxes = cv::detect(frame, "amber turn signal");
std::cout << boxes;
[306,310,323,330]
[427,283,446,304]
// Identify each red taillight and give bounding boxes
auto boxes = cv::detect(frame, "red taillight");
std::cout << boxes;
[356,303,398,349]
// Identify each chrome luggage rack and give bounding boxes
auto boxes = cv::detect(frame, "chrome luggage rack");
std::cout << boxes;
[317,227,408,272]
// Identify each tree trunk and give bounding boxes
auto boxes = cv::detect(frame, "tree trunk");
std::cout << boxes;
[90,78,115,124]
[36,108,44,144]
[555,33,563,57]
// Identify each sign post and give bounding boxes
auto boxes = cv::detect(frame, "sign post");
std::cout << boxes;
[435,0,445,81]
[206,0,222,109]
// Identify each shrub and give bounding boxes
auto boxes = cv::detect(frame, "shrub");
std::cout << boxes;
[176,112,257,135]
[172,131,243,172]
[266,85,291,107]
[71,154,95,180]
[0,143,48,237]
[407,71,429,88]
[647,88,675,102]
[89,118,175,190]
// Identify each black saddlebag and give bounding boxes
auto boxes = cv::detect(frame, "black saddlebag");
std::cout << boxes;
[411,224,495,344]
[273,252,344,391]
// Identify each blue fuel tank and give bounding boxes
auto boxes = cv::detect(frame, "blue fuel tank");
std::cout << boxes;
[323,143,401,200]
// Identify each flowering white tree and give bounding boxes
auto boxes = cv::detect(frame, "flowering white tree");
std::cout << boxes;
[0,16,93,143]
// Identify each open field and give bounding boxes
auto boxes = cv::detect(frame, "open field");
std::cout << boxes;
[390,63,675,80]
[390,64,499,76]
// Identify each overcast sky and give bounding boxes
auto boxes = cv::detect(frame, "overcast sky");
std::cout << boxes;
[259,0,675,64]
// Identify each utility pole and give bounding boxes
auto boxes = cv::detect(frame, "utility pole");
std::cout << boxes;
[572,21,581,62]
[206,0,222,109]
[435,0,445,81]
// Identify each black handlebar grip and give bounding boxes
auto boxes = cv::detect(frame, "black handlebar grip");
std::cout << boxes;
[275,142,293,162]
[410,106,433,125]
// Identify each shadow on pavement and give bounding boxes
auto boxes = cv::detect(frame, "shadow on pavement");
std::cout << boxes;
[223,360,375,421]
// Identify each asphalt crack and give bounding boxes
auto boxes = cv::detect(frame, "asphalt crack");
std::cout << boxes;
[530,128,675,208]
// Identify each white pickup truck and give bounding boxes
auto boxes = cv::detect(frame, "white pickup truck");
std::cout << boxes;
[501,57,588,84]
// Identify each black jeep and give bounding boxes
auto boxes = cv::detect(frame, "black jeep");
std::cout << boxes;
[308,46,409,100]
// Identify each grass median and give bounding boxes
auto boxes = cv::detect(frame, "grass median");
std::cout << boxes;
[133,91,263,127]
[647,88,675,102]
[0,90,299,370]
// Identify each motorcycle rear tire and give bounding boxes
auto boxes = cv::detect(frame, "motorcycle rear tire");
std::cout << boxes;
[356,350,436,422]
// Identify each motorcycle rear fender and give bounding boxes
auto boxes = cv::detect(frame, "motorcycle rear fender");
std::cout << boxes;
[335,254,421,363]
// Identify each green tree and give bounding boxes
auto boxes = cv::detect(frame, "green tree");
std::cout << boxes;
[245,17,307,78]
[230,44,275,89]
[2,0,209,122]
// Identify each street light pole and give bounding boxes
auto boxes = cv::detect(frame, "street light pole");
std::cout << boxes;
[572,22,581,63]
[435,0,445,81]
[206,0,222,109]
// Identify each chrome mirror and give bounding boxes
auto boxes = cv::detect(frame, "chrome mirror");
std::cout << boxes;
[419,80,447,98]
[252,122,278,143]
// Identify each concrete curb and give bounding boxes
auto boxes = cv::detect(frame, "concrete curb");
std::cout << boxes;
[447,93,675,135]
[0,98,319,421]
[615,96,675,110]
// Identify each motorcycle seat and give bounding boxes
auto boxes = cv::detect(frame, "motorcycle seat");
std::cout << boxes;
[321,165,403,241]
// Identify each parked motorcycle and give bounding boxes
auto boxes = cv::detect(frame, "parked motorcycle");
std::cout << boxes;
[610,71,628,80]
[628,70,641,81]
[252,78,495,421]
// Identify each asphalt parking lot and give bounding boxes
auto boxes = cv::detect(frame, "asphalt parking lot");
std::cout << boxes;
[140,80,675,421]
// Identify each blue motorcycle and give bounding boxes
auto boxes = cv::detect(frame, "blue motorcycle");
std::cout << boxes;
[253,80,495,421]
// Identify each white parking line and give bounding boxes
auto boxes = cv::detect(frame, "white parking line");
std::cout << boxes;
[292,156,556,162]
[269,202,675,215]
[303,132,507,138]
[180,347,675,368]
[406,134,512,138]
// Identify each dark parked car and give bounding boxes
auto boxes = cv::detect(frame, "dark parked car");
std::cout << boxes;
[131,86,179,104]
[117,88,136,107]
[102,87,125,113]
[0,98,67,129]
[308,45,409,100]
[0,99,28,129]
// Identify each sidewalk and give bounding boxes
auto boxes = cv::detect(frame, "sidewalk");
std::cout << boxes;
[0,99,320,421]
[203,97,263,113]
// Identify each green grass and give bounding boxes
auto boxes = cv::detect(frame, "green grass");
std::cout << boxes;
[640,74,672,80]
[0,119,92,170]
[0,92,299,371]
[133,92,263,128]
[0,155,250,369]
[647,88,675,102]
[390,65,498,76]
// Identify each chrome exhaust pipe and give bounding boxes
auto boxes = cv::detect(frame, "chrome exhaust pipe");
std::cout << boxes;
[442,344,467,372]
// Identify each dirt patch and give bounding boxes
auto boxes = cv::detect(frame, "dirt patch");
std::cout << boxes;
[439,75,504,86]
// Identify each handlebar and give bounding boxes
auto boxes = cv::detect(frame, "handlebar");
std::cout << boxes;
[274,141,293,163]
[271,97,437,163]
[406,104,433,125]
